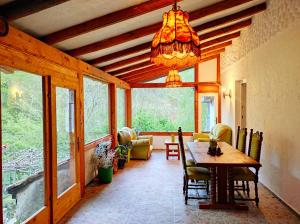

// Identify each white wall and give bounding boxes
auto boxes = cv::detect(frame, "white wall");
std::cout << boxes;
[221,0,300,214]
[198,58,217,82]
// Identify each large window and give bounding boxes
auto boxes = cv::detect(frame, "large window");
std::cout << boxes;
[117,88,126,130]
[1,69,45,223]
[84,77,109,144]
[132,88,194,131]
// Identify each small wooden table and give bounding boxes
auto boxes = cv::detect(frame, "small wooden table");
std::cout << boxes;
[165,140,180,160]
[187,141,261,210]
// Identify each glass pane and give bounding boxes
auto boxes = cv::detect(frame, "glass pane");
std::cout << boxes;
[132,88,194,131]
[83,77,109,144]
[56,88,76,196]
[1,69,44,223]
[201,96,216,132]
[117,88,126,130]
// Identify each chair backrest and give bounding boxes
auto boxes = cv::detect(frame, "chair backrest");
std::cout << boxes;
[248,129,263,162]
[178,127,188,176]
[236,126,247,153]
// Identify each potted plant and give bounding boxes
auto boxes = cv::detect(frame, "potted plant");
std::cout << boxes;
[115,145,128,169]
[91,143,115,184]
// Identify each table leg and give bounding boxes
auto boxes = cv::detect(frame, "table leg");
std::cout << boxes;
[166,145,169,160]
[177,144,180,160]
[200,167,216,209]
[217,167,228,204]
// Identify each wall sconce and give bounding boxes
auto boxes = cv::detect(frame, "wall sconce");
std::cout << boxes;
[222,87,231,99]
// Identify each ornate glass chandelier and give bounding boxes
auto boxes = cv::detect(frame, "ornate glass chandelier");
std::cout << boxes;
[150,0,201,69]
[165,69,182,87]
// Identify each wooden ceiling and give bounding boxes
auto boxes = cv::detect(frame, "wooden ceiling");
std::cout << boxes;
[0,0,267,84]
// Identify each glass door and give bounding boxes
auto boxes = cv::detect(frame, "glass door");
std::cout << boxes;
[1,68,50,224]
[199,93,219,132]
[50,78,81,223]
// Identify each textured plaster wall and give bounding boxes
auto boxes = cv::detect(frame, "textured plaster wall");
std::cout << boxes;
[220,0,300,214]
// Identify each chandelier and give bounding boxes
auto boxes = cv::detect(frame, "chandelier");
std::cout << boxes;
[165,70,182,87]
[150,0,201,69]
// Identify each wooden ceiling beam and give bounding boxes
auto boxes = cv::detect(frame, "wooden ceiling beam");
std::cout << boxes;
[118,65,165,80]
[110,61,153,76]
[201,41,232,53]
[101,52,151,72]
[199,19,251,40]
[114,48,225,78]
[201,31,240,48]
[124,55,219,83]
[87,2,266,66]
[0,0,71,21]
[42,0,177,45]
[193,2,266,33]
[68,0,254,57]
[108,28,240,75]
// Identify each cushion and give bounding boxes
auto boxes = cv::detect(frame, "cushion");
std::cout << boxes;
[118,130,131,145]
[131,139,150,147]
[186,159,196,167]
[187,167,210,181]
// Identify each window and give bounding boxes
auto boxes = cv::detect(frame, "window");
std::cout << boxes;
[132,88,194,131]
[146,67,194,83]
[117,88,126,130]
[84,77,109,144]
[1,69,45,223]
[201,95,217,132]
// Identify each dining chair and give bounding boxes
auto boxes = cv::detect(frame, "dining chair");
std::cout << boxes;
[178,127,210,205]
[235,126,248,192]
[233,129,263,207]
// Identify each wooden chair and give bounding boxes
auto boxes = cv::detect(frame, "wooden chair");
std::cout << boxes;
[233,129,263,207]
[236,126,247,153]
[235,126,247,191]
[178,127,210,204]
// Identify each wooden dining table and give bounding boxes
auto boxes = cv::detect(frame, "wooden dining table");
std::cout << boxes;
[187,141,261,210]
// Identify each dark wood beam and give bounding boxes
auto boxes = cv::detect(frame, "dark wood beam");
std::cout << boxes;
[201,41,232,53]
[88,2,266,66]
[130,82,219,88]
[201,32,240,48]
[0,0,71,21]
[119,65,165,80]
[89,42,150,66]
[68,0,254,57]
[101,52,151,72]
[42,0,177,45]
[193,2,266,33]
[111,61,152,76]
[199,19,251,40]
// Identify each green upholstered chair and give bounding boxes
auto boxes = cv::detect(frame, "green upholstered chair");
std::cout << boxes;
[118,127,153,160]
[235,126,248,192]
[233,129,263,207]
[178,127,210,205]
[236,126,247,153]
[193,123,233,145]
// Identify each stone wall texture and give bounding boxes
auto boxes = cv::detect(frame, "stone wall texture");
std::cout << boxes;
[220,0,300,214]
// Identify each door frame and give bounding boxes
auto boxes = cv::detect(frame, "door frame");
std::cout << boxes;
[50,77,81,224]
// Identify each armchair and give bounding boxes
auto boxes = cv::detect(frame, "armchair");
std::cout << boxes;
[118,127,153,160]
[193,123,232,145]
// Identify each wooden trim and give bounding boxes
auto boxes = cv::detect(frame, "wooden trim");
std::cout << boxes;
[109,83,117,148]
[139,131,193,136]
[118,64,164,80]
[125,89,132,128]
[194,64,199,133]
[84,135,112,151]
[0,0,70,21]
[42,0,177,44]
[201,41,231,54]
[68,0,254,57]
[130,82,200,88]
[217,55,221,83]
[0,63,2,224]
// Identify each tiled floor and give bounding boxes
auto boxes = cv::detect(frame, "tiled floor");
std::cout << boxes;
[59,150,300,224]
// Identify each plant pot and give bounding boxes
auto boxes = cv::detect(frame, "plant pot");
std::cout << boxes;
[98,167,113,184]
[118,158,126,169]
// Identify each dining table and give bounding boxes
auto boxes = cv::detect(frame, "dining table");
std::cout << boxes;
[187,141,261,210]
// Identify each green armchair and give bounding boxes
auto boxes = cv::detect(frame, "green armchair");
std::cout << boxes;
[118,127,153,160]
[193,123,232,145]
